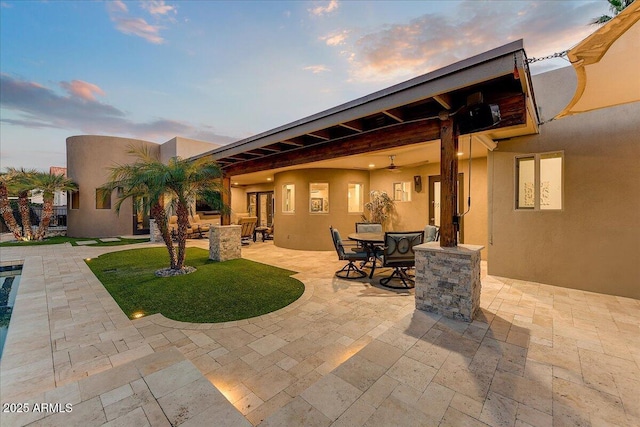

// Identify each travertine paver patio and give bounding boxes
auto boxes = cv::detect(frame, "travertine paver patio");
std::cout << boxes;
[1,239,639,426]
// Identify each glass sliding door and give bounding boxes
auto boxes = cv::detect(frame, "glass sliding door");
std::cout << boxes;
[132,196,150,235]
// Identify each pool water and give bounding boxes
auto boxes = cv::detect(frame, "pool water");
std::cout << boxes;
[0,265,22,358]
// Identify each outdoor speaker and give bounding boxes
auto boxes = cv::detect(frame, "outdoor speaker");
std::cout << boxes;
[414,175,422,193]
[459,103,501,134]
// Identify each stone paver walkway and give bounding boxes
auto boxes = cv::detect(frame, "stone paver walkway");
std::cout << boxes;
[1,240,639,426]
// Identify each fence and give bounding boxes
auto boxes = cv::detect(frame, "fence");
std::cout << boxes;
[0,206,67,233]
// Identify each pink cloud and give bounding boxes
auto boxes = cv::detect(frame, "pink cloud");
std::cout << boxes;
[303,65,331,74]
[113,17,164,44]
[141,0,176,16]
[339,0,607,83]
[321,30,349,46]
[60,80,105,101]
[309,0,339,17]
[106,0,175,44]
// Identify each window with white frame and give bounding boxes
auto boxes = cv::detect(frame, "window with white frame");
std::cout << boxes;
[282,184,295,213]
[309,183,329,213]
[347,183,364,213]
[393,181,412,202]
[516,152,563,210]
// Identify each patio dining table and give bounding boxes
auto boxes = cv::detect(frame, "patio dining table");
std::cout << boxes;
[348,232,385,278]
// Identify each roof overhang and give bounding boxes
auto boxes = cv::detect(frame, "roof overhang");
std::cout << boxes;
[556,1,640,118]
[194,40,539,177]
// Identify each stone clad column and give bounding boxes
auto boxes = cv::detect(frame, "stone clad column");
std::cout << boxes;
[209,225,241,262]
[414,242,483,322]
[149,219,162,243]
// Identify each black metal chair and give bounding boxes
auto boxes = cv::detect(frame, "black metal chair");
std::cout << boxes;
[354,222,384,267]
[330,226,368,279]
[379,231,424,288]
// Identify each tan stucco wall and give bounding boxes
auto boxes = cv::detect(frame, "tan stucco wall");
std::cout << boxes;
[160,137,220,163]
[488,67,640,299]
[66,135,160,237]
[369,158,488,259]
[273,169,371,251]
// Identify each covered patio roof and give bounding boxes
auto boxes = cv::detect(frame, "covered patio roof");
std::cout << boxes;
[194,40,539,183]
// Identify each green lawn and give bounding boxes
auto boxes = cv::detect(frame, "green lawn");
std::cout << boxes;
[0,236,149,247]
[86,247,304,323]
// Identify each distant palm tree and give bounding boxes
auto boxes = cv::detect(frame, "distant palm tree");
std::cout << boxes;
[592,0,635,24]
[31,172,78,240]
[105,146,226,273]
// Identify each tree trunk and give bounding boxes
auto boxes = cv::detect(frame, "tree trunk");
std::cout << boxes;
[175,202,189,270]
[34,196,54,240]
[0,182,23,240]
[150,202,177,269]
[18,190,33,240]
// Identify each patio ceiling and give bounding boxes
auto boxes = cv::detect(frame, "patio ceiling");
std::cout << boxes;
[193,40,540,185]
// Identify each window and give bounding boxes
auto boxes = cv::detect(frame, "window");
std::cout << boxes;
[196,191,223,213]
[393,181,412,202]
[516,152,563,210]
[309,183,329,213]
[282,184,295,213]
[96,188,111,209]
[69,191,79,210]
[348,183,364,213]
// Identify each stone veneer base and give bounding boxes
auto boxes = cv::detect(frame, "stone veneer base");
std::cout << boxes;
[209,225,241,262]
[414,242,483,322]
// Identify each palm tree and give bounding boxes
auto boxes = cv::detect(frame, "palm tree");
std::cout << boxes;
[592,0,634,24]
[6,168,38,240]
[0,172,23,240]
[105,146,226,273]
[30,172,78,240]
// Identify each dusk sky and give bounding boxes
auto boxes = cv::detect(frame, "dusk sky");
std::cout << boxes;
[1,0,609,171]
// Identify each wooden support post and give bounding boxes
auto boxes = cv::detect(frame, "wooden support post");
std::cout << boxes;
[221,175,231,226]
[439,116,458,247]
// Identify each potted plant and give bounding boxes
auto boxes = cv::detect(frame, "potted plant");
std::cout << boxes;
[362,190,395,230]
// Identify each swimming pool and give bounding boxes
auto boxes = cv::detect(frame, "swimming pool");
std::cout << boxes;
[0,265,22,358]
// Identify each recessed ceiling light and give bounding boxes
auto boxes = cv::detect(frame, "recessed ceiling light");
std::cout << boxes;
[233,182,239,185]
[267,177,272,181]
[368,163,375,168]
[457,152,464,156]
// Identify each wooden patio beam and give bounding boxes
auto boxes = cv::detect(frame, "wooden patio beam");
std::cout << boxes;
[223,119,440,176]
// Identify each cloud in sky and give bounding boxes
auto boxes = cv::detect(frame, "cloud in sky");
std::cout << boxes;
[60,80,106,101]
[338,1,604,82]
[309,0,339,17]
[106,0,176,44]
[321,30,349,46]
[0,74,236,144]
[141,0,177,17]
[304,65,331,74]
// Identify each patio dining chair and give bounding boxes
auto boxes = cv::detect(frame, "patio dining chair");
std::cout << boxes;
[330,226,368,279]
[424,225,440,242]
[379,230,424,288]
[354,222,384,266]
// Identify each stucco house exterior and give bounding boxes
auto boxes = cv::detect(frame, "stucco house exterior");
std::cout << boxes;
[65,17,639,299]
[66,136,220,237]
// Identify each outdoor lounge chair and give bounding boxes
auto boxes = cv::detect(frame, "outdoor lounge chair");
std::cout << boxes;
[239,216,258,245]
[379,230,424,288]
[330,226,368,279]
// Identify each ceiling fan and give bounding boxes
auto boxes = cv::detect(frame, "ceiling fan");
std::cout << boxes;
[386,155,402,173]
